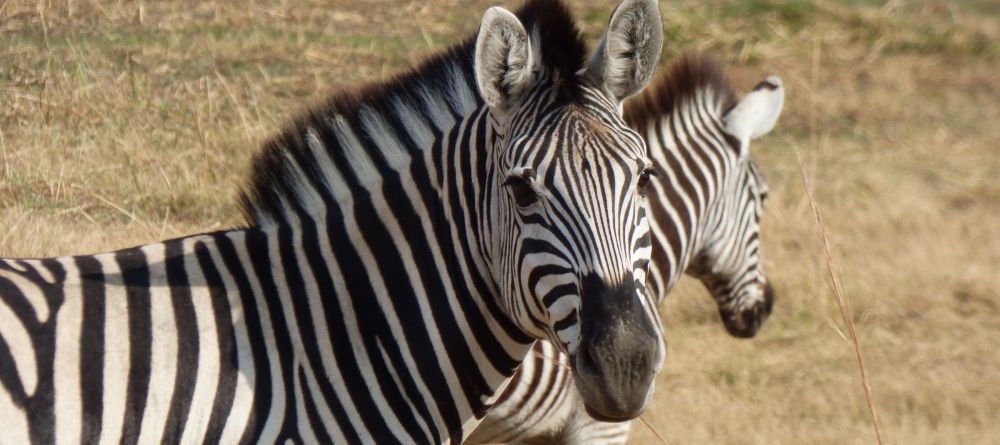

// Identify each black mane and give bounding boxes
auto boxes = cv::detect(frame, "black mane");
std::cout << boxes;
[623,53,737,135]
[239,0,588,227]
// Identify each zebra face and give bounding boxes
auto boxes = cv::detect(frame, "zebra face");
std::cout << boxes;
[474,0,665,421]
[495,103,657,349]
[494,100,664,422]
[690,75,785,338]
[690,161,774,338]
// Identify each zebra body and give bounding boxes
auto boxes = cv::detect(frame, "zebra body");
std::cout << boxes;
[0,1,668,443]
[469,54,785,444]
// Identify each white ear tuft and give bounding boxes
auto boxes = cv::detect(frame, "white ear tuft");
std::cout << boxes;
[474,7,533,110]
[722,75,785,157]
[584,0,663,101]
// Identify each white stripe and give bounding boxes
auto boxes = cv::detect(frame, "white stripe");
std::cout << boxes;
[310,211,376,444]
[443,63,478,115]
[96,252,129,445]
[375,338,435,442]
[0,268,49,322]
[209,235,257,444]
[290,206,412,442]
[299,354,348,443]
[305,128,350,203]
[347,162,480,431]
[280,150,326,221]
[291,356,318,445]
[286,212,358,442]
[6,260,27,273]
[226,230,284,444]
[22,259,56,283]
[391,97,435,150]
[417,84,456,132]
[0,286,36,397]
[328,116,379,182]
[359,107,411,171]
[442,113,528,363]
[136,243,178,444]
[0,381,30,444]
[54,257,83,445]
[177,236,220,444]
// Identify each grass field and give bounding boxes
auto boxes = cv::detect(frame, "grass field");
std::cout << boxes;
[2,0,998,443]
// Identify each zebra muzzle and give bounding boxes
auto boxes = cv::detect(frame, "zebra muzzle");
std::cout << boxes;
[720,281,775,338]
[570,273,662,421]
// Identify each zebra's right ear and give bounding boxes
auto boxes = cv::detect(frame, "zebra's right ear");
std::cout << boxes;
[723,76,785,158]
[474,7,534,111]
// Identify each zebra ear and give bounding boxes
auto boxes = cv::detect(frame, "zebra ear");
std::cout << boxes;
[723,76,785,158]
[584,0,663,102]
[474,7,534,111]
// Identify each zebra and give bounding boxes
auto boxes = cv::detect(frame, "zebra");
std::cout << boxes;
[468,53,785,444]
[0,0,669,443]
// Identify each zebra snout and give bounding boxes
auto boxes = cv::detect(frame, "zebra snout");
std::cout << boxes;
[571,273,662,421]
[721,281,774,338]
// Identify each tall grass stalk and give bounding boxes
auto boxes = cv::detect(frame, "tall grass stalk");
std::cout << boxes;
[796,149,883,445]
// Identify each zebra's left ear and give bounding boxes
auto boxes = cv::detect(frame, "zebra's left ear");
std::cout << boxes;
[584,0,663,102]
[723,76,785,158]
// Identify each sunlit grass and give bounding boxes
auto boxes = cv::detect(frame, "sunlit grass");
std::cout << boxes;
[2,1,997,443]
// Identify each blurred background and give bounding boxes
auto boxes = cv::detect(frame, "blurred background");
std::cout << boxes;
[1,0,997,443]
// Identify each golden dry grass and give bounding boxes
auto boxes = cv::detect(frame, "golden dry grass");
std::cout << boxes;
[2,0,998,443]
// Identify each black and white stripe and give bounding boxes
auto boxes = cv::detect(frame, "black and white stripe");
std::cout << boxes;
[470,53,785,444]
[0,1,668,443]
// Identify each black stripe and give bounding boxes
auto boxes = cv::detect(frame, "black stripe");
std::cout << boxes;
[278,136,368,442]
[382,156,489,431]
[291,211,368,443]
[298,367,333,445]
[316,189,404,443]
[0,272,31,407]
[198,238,239,444]
[753,79,780,91]
[76,255,105,443]
[34,259,67,445]
[457,114,532,348]
[266,225,300,442]
[161,239,199,442]
[117,247,152,445]
[0,321,27,406]
[224,229,273,444]
[316,115,439,441]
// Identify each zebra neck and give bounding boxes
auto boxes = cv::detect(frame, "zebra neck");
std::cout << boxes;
[193,218,533,442]
[229,45,543,439]
[646,98,732,299]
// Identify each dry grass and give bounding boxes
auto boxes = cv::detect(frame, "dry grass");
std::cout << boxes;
[2,0,998,443]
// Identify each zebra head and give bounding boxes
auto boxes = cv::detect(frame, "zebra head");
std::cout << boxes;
[689,76,785,338]
[473,0,664,421]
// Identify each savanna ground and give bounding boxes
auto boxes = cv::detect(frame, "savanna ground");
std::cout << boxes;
[1,0,997,443]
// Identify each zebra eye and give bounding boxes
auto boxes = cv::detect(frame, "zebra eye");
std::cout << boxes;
[504,176,538,207]
[637,167,657,195]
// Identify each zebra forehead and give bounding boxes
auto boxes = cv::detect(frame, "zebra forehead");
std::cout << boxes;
[542,110,641,157]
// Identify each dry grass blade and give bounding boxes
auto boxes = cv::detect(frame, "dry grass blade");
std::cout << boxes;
[795,148,884,445]
[637,415,668,445]
[76,186,158,240]
[529,349,571,370]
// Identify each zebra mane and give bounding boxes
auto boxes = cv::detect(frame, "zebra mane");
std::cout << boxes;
[240,0,587,227]
[623,53,737,135]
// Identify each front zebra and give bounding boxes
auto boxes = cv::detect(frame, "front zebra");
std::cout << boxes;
[469,54,784,444]
[0,1,668,443]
